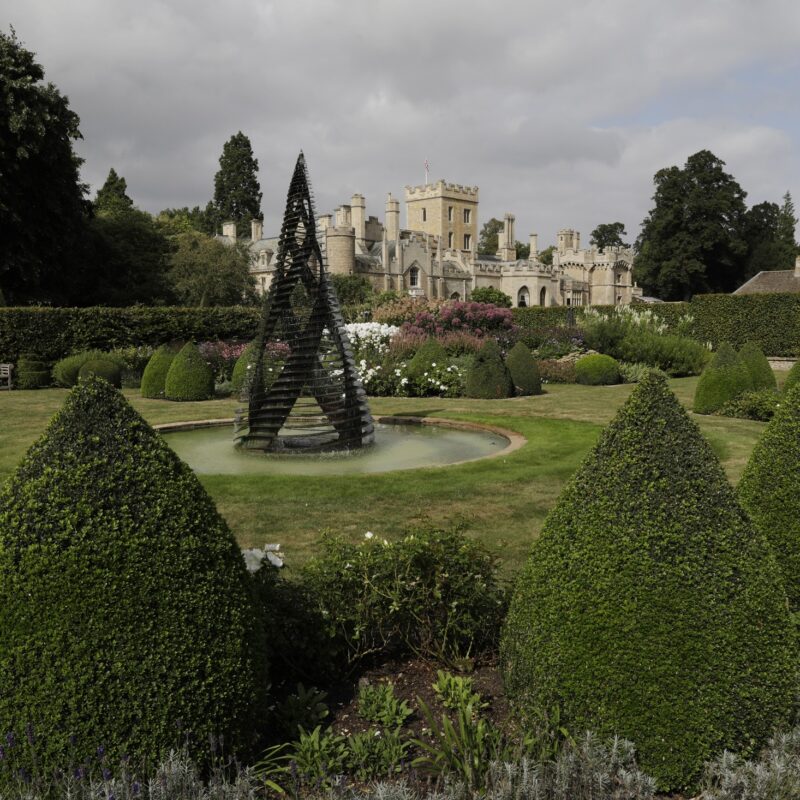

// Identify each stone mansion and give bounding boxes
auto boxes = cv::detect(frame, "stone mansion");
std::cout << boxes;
[221,179,642,308]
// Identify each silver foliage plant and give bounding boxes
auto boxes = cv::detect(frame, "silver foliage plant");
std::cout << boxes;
[701,727,800,800]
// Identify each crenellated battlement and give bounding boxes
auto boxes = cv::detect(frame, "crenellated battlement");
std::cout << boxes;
[405,180,479,201]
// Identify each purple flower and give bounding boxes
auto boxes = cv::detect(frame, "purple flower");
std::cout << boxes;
[132,781,141,796]
[102,767,112,781]
[5,732,14,748]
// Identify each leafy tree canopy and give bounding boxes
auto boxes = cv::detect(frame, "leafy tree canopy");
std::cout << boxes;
[634,150,748,300]
[741,195,798,278]
[156,205,216,237]
[478,217,503,255]
[211,132,262,238]
[0,27,89,304]
[538,244,556,265]
[515,240,530,259]
[330,274,374,306]
[590,222,628,250]
[168,230,256,306]
[94,167,133,216]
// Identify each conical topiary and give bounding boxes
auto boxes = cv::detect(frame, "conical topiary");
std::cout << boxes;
[738,383,800,610]
[0,379,267,777]
[738,341,776,390]
[783,360,800,394]
[693,341,752,414]
[465,339,513,399]
[140,344,177,398]
[505,341,541,396]
[501,372,795,792]
[165,341,214,401]
[231,341,258,396]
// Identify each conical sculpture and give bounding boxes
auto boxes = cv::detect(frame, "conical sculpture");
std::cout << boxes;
[235,153,374,452]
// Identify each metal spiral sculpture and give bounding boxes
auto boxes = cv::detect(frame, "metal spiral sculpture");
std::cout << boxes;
[235,153,374,452]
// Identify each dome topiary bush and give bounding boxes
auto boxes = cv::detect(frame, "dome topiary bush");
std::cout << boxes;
[140,344,177,399]
[574,353,620,385]
[0,379,267,777]
[738,383,800,611]
[465,339,513,399]
[165,341,214,401]
[501,372,795,792]
[15,356,50,389]
[231,342,257,396]
[77,357,122,388]
[738,342,776,390]
[505,341,542,395]
[693,342,753,414]
[53,350,126,388]
[406,338,448,383]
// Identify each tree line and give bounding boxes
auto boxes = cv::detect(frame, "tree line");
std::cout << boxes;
[2,28,798,308]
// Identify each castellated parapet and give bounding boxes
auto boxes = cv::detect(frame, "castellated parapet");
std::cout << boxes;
[404,180,479,252]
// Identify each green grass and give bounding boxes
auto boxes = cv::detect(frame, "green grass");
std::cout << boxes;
[0,378,771,573]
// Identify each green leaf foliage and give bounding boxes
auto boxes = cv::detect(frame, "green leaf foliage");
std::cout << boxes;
[465,340,513,399]
[165,341,214,401]
[574,354,620,385]
[77,357,121,388]
[501,372,796,791]
[469,286,513,308]
[505,342,541,395]
[738,384,800,610]
[407,338,448,383]
[15,357,50,389]
[140,345,177,399]
[693,342,753,414]
[738,341,776,390]
[231,341,257,396]
[53,349,126,388]
[0,379,267,776]
[782,360,800,394]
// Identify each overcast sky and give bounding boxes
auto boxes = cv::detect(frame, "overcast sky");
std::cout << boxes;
[6,0,800,247]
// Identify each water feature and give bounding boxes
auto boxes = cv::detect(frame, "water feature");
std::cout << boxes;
[161,420,511,476]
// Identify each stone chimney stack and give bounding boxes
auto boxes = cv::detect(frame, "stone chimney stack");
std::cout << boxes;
[795,255,800,277]
[385,193,400,242]
[497,213,517,261]
[529,233,538,259]
[251,218,263,242]
[222,220,237,239]
[351,193,366,247]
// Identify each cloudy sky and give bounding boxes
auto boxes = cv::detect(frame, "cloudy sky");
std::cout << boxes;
[6,0,800,247]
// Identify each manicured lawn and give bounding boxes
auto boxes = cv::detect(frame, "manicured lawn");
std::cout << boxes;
[0,378,773,572]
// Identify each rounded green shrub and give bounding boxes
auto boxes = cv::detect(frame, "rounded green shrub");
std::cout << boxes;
[16,357,50,389]
[77,358,122,388]
[140,345,177,399]
[53,350,126,388]
[738,342,776,390]
[0,379,267,777]
[464,339,513,399]
[406,338,448,383]
[231,342,257,396]
[693,342,753,414]
[738,383,800,611]
[574,353,620,385]
[782,360,800,394]
[505,341,541,395]
[501,372,795,792]
[165,341,214,401]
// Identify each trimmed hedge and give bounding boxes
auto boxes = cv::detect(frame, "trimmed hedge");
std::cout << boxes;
[53,349,126,388]
[406,338,448,383]
[231,342,257,396]
[738,341,776,390]
[693,343,753,414]
[0,306,259,363]
[140,345,177,399]
[0,379,267,776]
[465,340,513,399]
[575,353,620,385]
[505,342,542,395]
[738,383,800,610]
[78,358,122,388]
[15,357,50,389]
[165,341,214,401]
[501,372,796,792]
[783,360,800,394]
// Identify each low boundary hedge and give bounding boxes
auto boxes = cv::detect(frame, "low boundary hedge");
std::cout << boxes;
[2,293,799,362]
[0,307,260,362]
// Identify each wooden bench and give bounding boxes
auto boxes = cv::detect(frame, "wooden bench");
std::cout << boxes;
[0,364,12,390]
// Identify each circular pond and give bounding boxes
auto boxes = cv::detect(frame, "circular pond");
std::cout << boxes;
[160,419,513,476]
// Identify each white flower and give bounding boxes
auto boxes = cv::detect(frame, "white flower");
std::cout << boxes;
[364,531,374,539]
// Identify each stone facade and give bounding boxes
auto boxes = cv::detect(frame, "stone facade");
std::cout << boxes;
[230,178,642,308]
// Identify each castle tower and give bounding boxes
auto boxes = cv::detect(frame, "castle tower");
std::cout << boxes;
[404,179,478,253]
[557,228,578,254]
[326,226,356,275]
[385,193,400,242]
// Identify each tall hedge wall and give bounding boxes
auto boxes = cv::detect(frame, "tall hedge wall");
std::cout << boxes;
[690,294,800,356]
[0,307,260,362]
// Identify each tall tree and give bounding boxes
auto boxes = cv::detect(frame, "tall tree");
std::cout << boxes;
[590,222,628,250]
[477,218,503,255]
[94,167,133,216]
[635,150,748,300]
[778,191,798,258]
[212,132,262,238]
[0,28,89,304]
[168,230,256,306]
